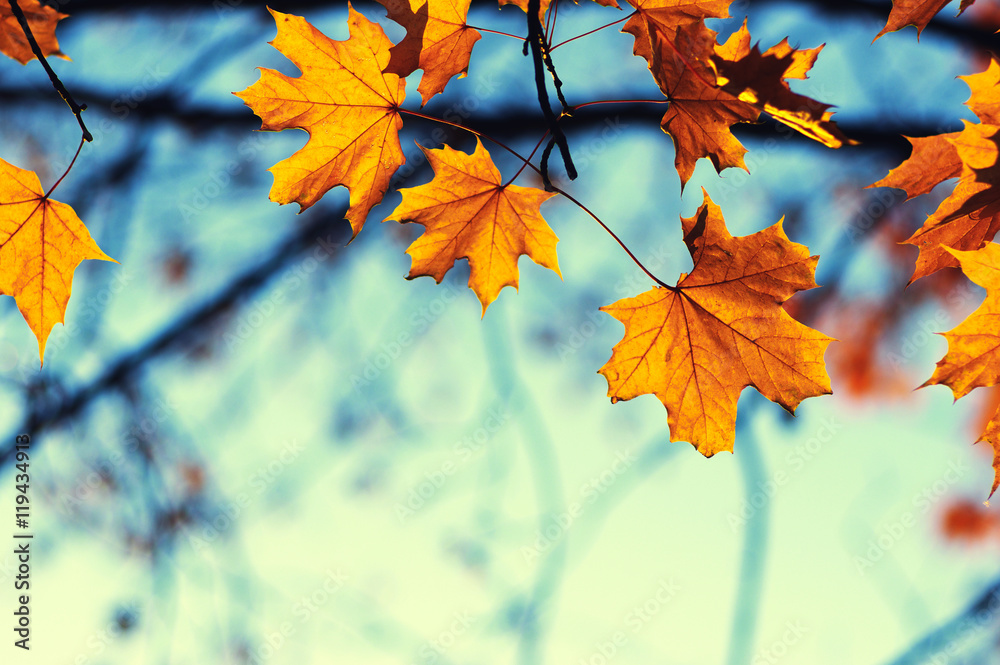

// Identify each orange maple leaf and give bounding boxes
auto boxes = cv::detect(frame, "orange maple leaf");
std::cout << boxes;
[0,159,115,363]
[624,13,849,187]
[599,191,833,455]
[871,58,1000,282]
[869,134,962,201]
[0,0,67,65]
[234,6,406,238]
[711,26,853,151]
[977,406,1000,499]
[921,242,1000,497]
[384,139,560,313]
[378,0,482,105]
[875,0,976,41]
[625,14,756,186]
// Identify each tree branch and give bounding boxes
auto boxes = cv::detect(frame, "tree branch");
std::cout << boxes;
[8,0,91,141]
[526,0,576,187]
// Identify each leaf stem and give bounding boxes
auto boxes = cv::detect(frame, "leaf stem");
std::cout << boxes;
[505,129,551,187]
[45,136,85,198]
[544,0,561,43]
[398,108,534,169]
[571,99,669,111]
[466,24,524,40]
[398,108,668,288]
[550,14,631,51]
[8,0,92,142]
[548,184,670,288]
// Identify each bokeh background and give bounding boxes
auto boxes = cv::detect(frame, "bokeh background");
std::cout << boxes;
[2,0,1000,663]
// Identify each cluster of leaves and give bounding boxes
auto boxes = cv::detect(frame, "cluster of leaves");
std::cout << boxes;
[0,0,114,361]
[4,0,1000,497]
[231,0,1000,496]
[869,58,1000,496]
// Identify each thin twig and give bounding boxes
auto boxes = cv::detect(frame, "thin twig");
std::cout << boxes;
[397,109,666,286]
[526,0,576,187]
[45,136,85,197]
[549,184,670,288]
[551,14,631,50]
[8,0,92,142]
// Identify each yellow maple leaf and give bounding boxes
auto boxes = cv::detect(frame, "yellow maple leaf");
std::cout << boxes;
[384,138,559,313]
[378,0,482,105]
[234,6,406,238]
[0,0,67,65]
[599,191,833,455]
[922,243,1000,399]
[921,243,1000,497]
[870,58,1000,282]
[0,158,115,363]
[976,404,1000,498]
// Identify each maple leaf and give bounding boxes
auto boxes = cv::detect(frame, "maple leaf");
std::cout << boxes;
[0,0,68,65]
[977,405,1000,499]
[869,134,962,201]
[598,191,833,455]
[624,14,850,187]
[875,0,976,41]
[377,0,482,105]
[870,58,1000,282]
[922,243,1000,399]
[921,242,1000,497]
[624,12,757,186]
[0,158,115,362]
[711,33,854,151]
[234,6,406,238]
[384,138,559,313]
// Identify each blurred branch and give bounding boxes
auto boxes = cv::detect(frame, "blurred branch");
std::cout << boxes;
[725,400,769,665]
[882,575,1000,665]
[58,0,1000,53]
[0,83,949,158]
[0,207,352,468]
